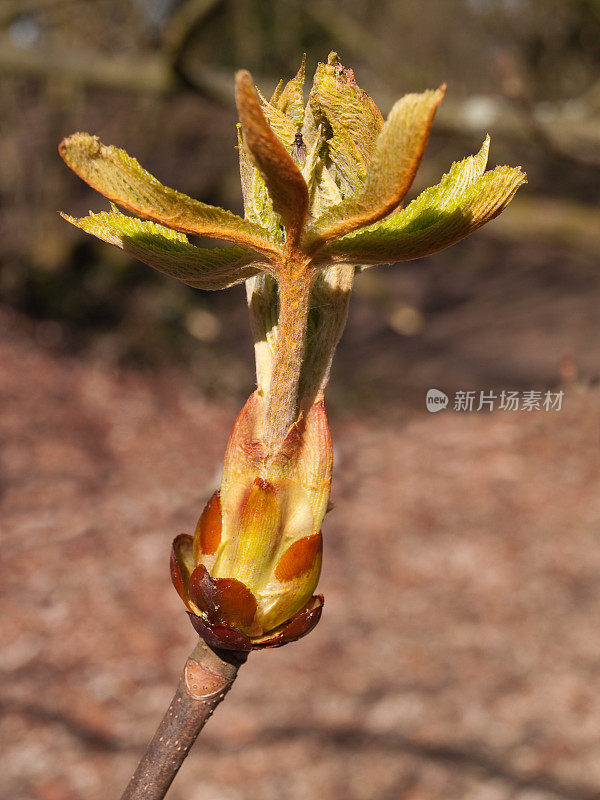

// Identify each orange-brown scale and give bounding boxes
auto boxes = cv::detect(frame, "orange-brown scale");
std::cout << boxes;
[188,613,252,652]
[170,533,195,610]
[193,491,222,563]
[252,595,324,648]
[274,533,322,581]
[189,564,258,632]
[186,594,324,651]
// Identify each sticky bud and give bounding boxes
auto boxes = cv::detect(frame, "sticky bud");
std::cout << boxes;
[170,392,332,649]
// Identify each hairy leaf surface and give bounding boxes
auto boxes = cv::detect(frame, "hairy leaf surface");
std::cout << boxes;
[62,208,266,289]
[59,133,279,257]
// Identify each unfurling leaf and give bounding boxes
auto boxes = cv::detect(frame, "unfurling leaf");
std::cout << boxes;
[235,71,308,248]
[308,52,384,196]
[307,86,445,248]
[257,90,298,151]
[59,133,280,258]
[318,148,526,265]
[273,53,306,128]
[61,209,267,290]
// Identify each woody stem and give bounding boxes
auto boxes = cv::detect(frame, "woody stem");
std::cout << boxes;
[264,265,312,454]
[119,640,247,800]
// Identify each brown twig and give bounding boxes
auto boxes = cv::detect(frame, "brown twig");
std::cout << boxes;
[119,638,247,800]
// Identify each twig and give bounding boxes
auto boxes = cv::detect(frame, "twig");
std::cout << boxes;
[119,638,247,800]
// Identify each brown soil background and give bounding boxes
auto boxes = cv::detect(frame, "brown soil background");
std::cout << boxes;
[3,226,600,800]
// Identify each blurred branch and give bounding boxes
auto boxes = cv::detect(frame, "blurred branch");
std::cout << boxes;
[495,50,600,169]
[0,37,266,106]
[162,0,222,54]
[120,638,246,800]
[0,0,233,100]
[0,34,177,93]
[0,0,248,105]
[300,0,395,65]
[161,0,271,104]
[0,0,75,27]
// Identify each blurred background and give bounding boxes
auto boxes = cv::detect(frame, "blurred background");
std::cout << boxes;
[2,1,600,799]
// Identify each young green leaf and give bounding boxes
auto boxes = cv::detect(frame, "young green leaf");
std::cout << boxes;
[257,90,298,151]
[273,54,306,128]
[308,52,384,196]
[317,162,526,265]
[235,70,308,250]
[61,208,267,290]
[307,86,445,248]
[59,133,280,259]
